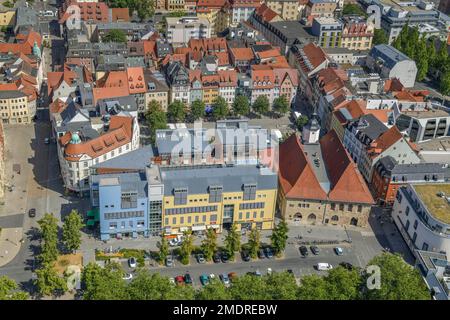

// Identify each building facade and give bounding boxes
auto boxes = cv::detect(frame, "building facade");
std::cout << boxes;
[166,16,212,46]
[0,91,35,124]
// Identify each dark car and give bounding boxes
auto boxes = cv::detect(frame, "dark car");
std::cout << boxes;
[287,269,294,275]
[258,249,265,259]
[264,247,274,259]
[221,252,230,263]
[339,262,354,270]
[241,250,251,262]
[299,246,309,257]
[213,252,221,263]
[310,245,320,255]
[184,273,192,285]
[28,208,36,218]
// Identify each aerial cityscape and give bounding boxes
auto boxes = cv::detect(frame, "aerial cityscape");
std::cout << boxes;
[0,0,449,302]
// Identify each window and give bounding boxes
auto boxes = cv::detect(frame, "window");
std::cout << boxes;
[405,206,409,216]
[180,217,184,224]
[172,217,176,225]
[165,218,169,225]
[412,232,417,244]
[188,216,192,223]
[243,183,257,201]
[121,192,137,209]
[109,222,117,230]
[422,242,429,251]
[174,188,188,205]
[357,205,362,213]
[413,220,418,230]
[239,212,243,219]
[339,204,344,211]
[396,191,403,203]
[210,214,217,222]
[195,216,199,223]
[405,220,410,231]
[348,204,353,212]
[331,203,336,210]
[209,185,223,203]
[246,212,250,219]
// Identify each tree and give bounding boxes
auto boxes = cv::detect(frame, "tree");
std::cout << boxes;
[127,271,179,300]
[270,220,289,257]
[362,253,430,300]
[212,96,228,120]
[252,95,270,116]
[342,3,367,17]
[167,100,186,123]
[146,100,167,144]
[223,223,240,260]
[190,100,205,121]
[157,234,169,264]
[37,213,59,264]
[103,29,127,43]
[232,95,250,116]
[265,272,298,300]
[415,37,429,81]
[228,274,270,299]
[0,276,28,300]
[297,274,330,300]
[62,210,84,253]
[196,279,231,300]
[135,0,155,21]
[296,115,309,131]
[179,230,194,265]
[35,263,67,297]
[247,228,260,259]
[324,266,362,300]
[373,29,388,46]
[426,39,437,71]
[272,95,290,116]
[440,70,450,96]
[200,228,217,261]
[81,262,129,300]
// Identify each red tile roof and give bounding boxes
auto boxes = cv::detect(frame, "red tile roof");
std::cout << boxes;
[0,31,42,55]
[296,43,327,75]
[230,47,254,61]
[368,126,403,159]
[59,1,110,23]
[126,67,146,94]
[255,4,279,22]
[111,8,130,22]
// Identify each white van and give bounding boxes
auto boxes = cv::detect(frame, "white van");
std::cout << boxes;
[316,263,333,271]
[293,111,302,120]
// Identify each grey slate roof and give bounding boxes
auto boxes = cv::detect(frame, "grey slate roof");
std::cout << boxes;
[369,44,412,69]
[348,114,388,141]
[160,164,277,196]
[0,90,26,98]
[93,145,155,170]
[92,171,148,198]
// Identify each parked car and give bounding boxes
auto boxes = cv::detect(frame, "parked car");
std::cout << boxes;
[197,253,206,264]
[165,256,174,267]
[310,246,320,255]
[169,277,175,285]
[122,273,133,280]
[299,246,309,257]
[28,208,36,218]
[169,238,179,247]
[258,249,265,259]
[213,252,221,263]
[175,275,185,285]
[128,257,137,268]
[221,252,229,263]
[264,247,274,259]
[209,274,216,281]
[339,262,354,270]
[254,269,262,277]
[334,247,344,256]
[287,269,294,275]
[184,273,192,285]
[200,274,209,286]
[219,273,230,286]
[241,250,250,262]
[316,263,333,271]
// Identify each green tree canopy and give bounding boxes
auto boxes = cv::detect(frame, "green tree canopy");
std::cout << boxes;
[373,29,388,46]
[296,115,309,131]
[297,274,330,300]
[127,271,187,300]
[247,228,261,259]
[201,228,218,261]
[146,100,167,144]
[342,3,367,17]
[270,220,289,257]
[157,234,169,264]
[415,36,429,81]
[228,274,270,300]
[273,95,290,116]
[179,230,194,265]
[103,29,127,43]
[224,223,240,259]
[81,262,129,300]
[252,95,270,115]
[196,279,231,300]
[212,96,228,120]
[38,213,59,264]
[167,100,187,123]
[232,95,250,117]
[325,266,362,300]
[190,100,205,121]
[34,263,67,297]
[62,209,84,253]
[0,276,28,300]
[362,253,430,300]
[264,272,298,300]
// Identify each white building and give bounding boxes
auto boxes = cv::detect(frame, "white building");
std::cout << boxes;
[392,184,450,258]
[166,16,211,46]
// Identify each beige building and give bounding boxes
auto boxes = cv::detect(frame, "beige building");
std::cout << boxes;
[265,0,300,20]
[278,130,374,228]
[0,90,35,124]
[0,9,15,27]
[340,16,374,51]
[167,0,185,10]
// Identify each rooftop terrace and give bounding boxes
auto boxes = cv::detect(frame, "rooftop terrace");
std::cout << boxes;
[414,184,450,224]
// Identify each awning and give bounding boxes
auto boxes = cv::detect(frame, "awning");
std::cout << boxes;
[87,208,100,222]
[192,225,206,231]
[86,219,95,227]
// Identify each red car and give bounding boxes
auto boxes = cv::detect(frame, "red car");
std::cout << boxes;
[175,275,185,286]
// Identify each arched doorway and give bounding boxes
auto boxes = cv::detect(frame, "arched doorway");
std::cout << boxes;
[307,213,316,222]
[294,213,302,220]
[350,217,358,226]
[331,215,339,222]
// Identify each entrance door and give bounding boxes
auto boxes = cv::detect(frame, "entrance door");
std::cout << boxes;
[222,204,234,230]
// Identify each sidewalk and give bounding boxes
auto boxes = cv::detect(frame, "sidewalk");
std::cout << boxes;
[0,227,23,267]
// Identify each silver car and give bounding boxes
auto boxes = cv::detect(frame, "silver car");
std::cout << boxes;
[166,256,174,267]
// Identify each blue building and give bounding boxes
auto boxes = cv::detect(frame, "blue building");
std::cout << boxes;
[91,172,149,240]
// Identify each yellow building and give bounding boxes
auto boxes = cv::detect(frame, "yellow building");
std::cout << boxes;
[0,9,15,27]
[265,0,299,21]
[197,0,227,35]
[160,164,278,235]
[167,0,185,11]
[0,90,34,124]
[202,87,219,105]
